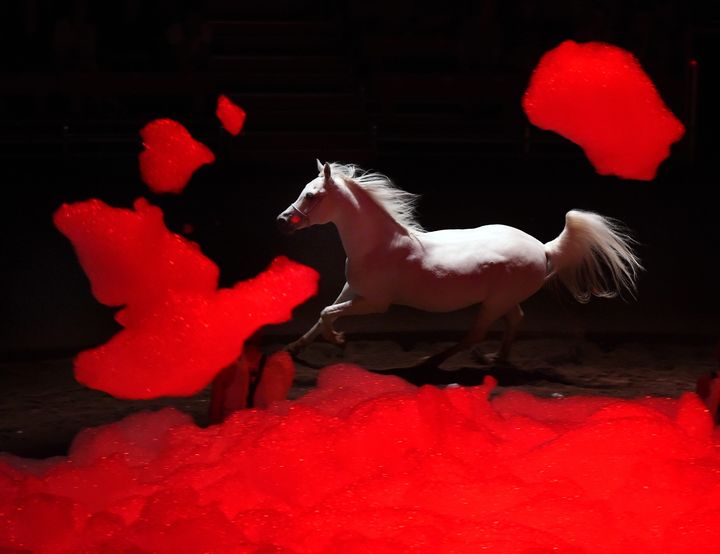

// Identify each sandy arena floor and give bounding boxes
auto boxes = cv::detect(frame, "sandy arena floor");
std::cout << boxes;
[1,332,716,459]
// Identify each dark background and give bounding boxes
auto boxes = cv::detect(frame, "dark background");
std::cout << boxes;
[1,0,718,359]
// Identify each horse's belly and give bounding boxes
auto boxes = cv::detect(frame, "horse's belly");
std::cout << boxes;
[394,273,491,311]
[397,262,546,311]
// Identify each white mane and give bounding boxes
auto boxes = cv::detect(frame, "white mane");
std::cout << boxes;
[329,163,424,232]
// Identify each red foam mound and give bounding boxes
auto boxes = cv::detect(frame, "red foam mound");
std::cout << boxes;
[216,95,247,136]
[53,198,318,398]
[522,40,685,181]
[2,367,719,553]
[138,119,216,194]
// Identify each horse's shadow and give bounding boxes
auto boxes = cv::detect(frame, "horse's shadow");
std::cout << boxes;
[366,362,577,388]
[289,349,580,389]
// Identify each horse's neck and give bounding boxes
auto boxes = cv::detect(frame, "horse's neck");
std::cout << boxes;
[332,183,407,260]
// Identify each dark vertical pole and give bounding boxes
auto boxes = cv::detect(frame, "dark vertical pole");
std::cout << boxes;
[687,58,698,167]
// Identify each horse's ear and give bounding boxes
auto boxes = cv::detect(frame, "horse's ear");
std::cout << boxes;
[316,159,323,172]
[323,162,332,180]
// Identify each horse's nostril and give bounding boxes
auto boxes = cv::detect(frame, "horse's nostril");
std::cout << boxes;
[276,215,295,235]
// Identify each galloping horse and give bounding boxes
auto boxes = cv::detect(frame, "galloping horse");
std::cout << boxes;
[277,161,641,367]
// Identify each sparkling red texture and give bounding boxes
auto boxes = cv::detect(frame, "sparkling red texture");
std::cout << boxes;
[138,118,216,194]
[522,40,685,180]
[216,94,247,136]
[252,350,296,409]
[209,347,295,422]
[2,367,720,552]
[53,198,318,399]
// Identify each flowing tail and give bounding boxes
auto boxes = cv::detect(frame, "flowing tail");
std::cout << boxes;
[544,210,642,303]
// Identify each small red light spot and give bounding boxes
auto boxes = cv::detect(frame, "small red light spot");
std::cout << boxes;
[216,94,247,136]
[138,119,215,194]
[290,214,302,224]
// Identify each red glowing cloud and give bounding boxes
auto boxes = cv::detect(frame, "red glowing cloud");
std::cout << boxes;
[523,40,685,180]
[1,367,719,552]
[138,118,216,194]
[216,94,247,136]
[53,198,318,398]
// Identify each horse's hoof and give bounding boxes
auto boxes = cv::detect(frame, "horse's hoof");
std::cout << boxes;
[285,340,305,354]
[486,352,513,367]
[413,354,442,371]
[470,350,506,365]
[321,328,345,345]
[472,351,507,366]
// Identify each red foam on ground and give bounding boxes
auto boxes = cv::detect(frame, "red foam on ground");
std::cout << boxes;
[522,40,685,180]
[216,95,247,136]
[253,350,296,409]
[53,199,318,398]
[2,367,719,553]
[138,118,216,194]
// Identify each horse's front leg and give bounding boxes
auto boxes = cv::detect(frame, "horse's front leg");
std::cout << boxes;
[320,296,389,345]
[287,282,354,353]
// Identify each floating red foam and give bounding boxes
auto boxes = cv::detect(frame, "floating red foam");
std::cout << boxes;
[1,367,719,552]
[523,40,685,180]
[138,119,215,194]
[208,344,295,422]
[53,198,318,398]
[216,94,247,136]
[252,350,295,409]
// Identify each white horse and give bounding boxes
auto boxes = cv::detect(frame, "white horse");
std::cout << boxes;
[277,161,641,367]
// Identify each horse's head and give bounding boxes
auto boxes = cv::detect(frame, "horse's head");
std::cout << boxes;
[276,160,339,234]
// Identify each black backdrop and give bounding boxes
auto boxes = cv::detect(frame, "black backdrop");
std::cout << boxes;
[1,0,718,357]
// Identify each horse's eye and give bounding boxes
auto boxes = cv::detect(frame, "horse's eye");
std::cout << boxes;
[306,192,315,200]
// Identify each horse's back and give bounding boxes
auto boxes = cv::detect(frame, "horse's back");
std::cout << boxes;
[393,225,547,311]
[418,225,546,269]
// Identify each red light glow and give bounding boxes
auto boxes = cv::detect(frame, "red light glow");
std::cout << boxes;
[138,118,216,194]
[523,40,685,181]
[1,367,719,552]
[3,50,713,554]
[216,95,247,136]
[53,198,318,399]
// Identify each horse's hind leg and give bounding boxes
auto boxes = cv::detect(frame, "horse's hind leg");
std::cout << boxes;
[466,304,524,365]
[486,304,524,363]
[418,302,509,369]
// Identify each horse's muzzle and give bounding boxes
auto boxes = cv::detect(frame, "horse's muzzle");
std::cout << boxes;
[276,215,296,235]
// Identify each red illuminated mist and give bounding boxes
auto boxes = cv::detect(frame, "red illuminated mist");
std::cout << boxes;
[138,119,216,194]
[5,57,717,554]
[53,198,318,398]
[216,94,247,136]
[2,367,720,552]
[523,40,685,180]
